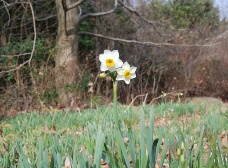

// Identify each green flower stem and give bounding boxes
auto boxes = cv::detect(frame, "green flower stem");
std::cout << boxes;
[113,81,119,130]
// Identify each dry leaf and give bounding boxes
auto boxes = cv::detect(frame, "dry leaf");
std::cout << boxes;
[162,163,170,168]
[219,131,227,149]
[93,159,110,168]
[101,159,106,165]
[88,82,93,86]
[42,126,50,133]
[75,131,81,136]
[3,123,12,128]
[88,86,94,93]
[64,156,71,168]
[123,137,129,143]
[79,146,86,152]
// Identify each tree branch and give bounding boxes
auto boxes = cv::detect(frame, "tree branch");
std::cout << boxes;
[0,1,29,7]
[78,31,220,47]
[2,0,11,26]
[28,0,36,65]
[35,15,56,21]
[78,6,82,17]
[0,60,29,74]
[118,0,163,36]
[79,0,118,22]
[0,53,32,57]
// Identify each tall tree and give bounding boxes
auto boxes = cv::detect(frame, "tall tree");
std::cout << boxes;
[55,0,80,106]
[54,0,118,106]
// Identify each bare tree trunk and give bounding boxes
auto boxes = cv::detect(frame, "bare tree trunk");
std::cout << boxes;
[55,0,80,107]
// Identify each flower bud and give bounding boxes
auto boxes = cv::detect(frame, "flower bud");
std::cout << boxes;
[181,154,184,162]
[181,142,184,150]
[177,148,181,156]
[99,73,107,78]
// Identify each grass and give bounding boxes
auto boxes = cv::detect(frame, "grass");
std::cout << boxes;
[0,102,227,167]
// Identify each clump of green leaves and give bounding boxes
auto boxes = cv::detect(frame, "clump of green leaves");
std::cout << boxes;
[0,38,54,85]
[149,0,219,30]
[0,104,227,167]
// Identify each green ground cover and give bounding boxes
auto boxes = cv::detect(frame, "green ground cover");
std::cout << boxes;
[0,102,227,167]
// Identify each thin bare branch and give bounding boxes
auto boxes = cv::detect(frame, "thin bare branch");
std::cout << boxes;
[28,0,38,95]
[124,93,148,112]
[118,0,163,36]
[35,15,56,21]
[0,53,32,57]
[2,0,11,26]
[79,0,117,22]
[0,1,29,7]
[28,0,36,65]
[78,31,220,47]
[0,60,29,74]
[149,90,186,105]
[78,6,82,17]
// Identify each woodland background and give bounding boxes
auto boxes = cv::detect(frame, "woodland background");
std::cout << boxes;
[0,0,228,115]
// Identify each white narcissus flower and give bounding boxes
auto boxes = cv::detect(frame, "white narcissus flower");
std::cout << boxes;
[116,62,137,84]
[99,50,123,72]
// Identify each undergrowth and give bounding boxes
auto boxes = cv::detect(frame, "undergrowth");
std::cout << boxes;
[0,102,227,167]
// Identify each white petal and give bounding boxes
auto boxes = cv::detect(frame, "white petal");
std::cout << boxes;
[130,67,137,73]
[115,59,123,69]
[122,62,130,70]
[100,64,108,71]
[116,75,124,81]
[108,66,117,72]
[99,54,107,62]
[104,50,113,60]
[104,50,111,54]
[106,53,113,59]
[124,78,131,84]
[117,68,125,75]
[112,50,119,58]
[130,73,136,79]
